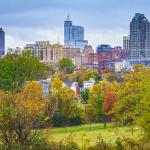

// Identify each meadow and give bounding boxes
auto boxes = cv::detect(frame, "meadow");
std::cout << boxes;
[44,123,142,145]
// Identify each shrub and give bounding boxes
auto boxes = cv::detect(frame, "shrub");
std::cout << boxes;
[52,112,66,127]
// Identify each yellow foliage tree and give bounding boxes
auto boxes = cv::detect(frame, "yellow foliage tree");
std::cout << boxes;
[51,76,63,91]
[0,81,47,149]
[17,81,45,116]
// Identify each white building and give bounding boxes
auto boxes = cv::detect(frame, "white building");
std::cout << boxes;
[38,78,52,96]
[82,78,95,91]
[63,82,80,94]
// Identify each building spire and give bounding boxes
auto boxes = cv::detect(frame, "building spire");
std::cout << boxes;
[66,13,71,21]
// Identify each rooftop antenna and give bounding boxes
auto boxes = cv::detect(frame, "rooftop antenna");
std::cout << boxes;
[66,12,71,21]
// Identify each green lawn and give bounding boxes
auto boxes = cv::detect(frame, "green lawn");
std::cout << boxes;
[42,123,143,145]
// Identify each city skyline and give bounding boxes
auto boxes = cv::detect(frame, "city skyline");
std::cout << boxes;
[1,0,150,49]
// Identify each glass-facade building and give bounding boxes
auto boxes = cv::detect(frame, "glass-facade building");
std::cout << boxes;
[130,13,150,59]
[0,28,5,56]
[96,44,112,53]
[64,15,88,50]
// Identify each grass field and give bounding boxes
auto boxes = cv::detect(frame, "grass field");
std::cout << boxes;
[42,123,143,145]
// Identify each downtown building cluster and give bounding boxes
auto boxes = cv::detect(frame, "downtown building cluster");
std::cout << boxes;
[23,15,129,71]
[1,13,150,70]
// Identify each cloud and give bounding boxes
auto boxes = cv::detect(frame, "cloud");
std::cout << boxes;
[86,28,128,49]
[1,0,150,51]
[5,27,64,49]
[5,26,127,51]
[5,35,27,54]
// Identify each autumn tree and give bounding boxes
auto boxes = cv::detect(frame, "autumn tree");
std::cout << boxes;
[51,75,63,91]
[58,87,80,122]
[80,105,96,129]
[103,83,118,113]
[50,76,80,127]
[113,64,150,138]
[0,82,47,149]
[102,84,118,128]
[88,82,108,121]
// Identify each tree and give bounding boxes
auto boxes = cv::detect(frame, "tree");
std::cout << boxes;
[81,88,89,104]
[103,88,117,113]
[0,82,47,149]
[55,87,80,130]
[51,77,81,128]
[58,87,79,119]
[51,75,63,91]
[113,64,150,138]
[83,68,101,82]
[88,82,106,121]
[80,105,96,129]
[105,71,123,83]
[0,50,50,91]
[58,58,76,74]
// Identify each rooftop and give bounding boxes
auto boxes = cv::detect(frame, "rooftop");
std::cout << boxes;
[133,13,146,21]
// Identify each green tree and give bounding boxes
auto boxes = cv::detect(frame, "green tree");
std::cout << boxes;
[58,58,76,74]
[81,88,89,104]
[0,50,50,91]
[83,68,101,82]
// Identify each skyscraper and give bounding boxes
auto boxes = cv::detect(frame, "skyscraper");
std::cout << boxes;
[123,36,130,51]
[64,15,88,50]
[130,13,150,59]
[0,28,5,56]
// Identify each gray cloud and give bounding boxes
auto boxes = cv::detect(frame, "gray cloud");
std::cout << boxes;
[1,0,150,49]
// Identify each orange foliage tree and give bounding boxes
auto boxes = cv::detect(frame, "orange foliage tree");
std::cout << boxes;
[103,89,116,113]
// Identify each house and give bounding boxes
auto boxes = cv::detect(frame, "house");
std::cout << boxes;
[63,82,80,95]
[38,78,52,96]
[82,78,95,91]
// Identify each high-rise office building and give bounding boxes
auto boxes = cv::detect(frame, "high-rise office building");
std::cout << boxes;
[130,13,150,59]
[123,36,130,51]
[0,28,5,56]
[96,44,112,53]
[64,15,88,50]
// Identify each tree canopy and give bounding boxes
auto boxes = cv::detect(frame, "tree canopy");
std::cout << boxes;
[113,65,150,138]
[0,50,50,91]
[58,58,76,74]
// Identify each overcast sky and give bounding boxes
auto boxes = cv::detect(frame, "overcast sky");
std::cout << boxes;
[1,0,150,49]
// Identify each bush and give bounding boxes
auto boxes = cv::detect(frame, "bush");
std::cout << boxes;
[52,112,66,127]
[69,116,82,126]
[88,136,114,150]
[52,112,82,127]
[31,136,52,150]
[64,142,80,150]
